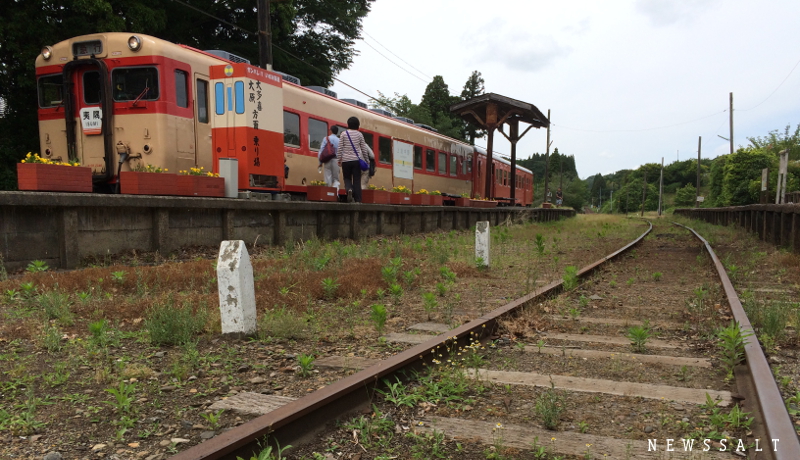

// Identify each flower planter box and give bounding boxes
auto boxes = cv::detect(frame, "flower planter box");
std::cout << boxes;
[177,175,224,197]
[470,199,498,208]
[542,202,553,209]
[411,194,429,206]
[390,193,412,205]
[362,189,391,204]
[17,163,92,193]
[429,195,443,206]
[306,185,338,202]
[120,171,179,196]
[454,197,471,207]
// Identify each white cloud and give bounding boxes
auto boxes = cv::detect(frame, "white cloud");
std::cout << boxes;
[635,0,720,27]
[468,20,572,72]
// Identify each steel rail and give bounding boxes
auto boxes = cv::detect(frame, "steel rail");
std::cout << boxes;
[674,222,800,460]
[172,221,653,460]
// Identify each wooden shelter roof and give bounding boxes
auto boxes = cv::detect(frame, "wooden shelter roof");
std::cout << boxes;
[450,93,549,129]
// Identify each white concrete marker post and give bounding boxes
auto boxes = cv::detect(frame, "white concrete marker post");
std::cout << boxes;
[217,240,257,337]
[475,221,490,268]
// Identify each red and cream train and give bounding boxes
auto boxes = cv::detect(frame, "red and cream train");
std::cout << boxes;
[35,33,533,204]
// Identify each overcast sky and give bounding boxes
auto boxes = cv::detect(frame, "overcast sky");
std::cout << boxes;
[330,0,800,179]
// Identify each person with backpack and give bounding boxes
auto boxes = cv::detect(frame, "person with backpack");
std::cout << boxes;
[318,126,340,190]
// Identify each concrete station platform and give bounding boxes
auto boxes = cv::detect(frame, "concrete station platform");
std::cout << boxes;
[0,191,575,270]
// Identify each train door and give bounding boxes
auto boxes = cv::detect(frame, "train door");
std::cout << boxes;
[194,74,212,171]
[73,67,108,175]
[174,69,196,172]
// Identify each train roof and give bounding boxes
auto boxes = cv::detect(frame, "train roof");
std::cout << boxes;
[473,146,533,174]
[279,78,478,155]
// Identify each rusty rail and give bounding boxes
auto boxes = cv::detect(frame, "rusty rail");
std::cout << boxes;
[674,222,800,460]
[171,221,653,460]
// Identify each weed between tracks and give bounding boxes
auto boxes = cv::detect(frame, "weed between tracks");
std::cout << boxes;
[0,216,645,457]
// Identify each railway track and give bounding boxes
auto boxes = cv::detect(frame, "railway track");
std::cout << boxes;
[171,220,800,460]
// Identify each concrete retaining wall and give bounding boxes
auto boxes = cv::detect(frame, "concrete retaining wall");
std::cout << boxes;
[0,192,576,270]
[674,204,800,253]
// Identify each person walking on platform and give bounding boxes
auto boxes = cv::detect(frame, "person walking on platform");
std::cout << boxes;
[338,116,370,203]
[556,187,563,207]
[318,126,340,189]
[361,144,375,191]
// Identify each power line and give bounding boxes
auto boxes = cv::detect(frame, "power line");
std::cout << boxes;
[169,0,380,103]
[738,55,800,111]
[362,32,432,80]
[169,0,255,36]
[360,38,428,83]
[552,110,727,133]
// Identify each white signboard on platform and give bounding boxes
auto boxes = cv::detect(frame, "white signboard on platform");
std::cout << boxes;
[393,140,414,180]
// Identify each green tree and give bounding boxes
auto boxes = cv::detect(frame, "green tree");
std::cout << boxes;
[563,177,588,210]
[720,147,775,206]
[420,76,464,140]
[747,123,800,161]
[0,0,373,190]
[613,179,659,213]
[708,156,727,206]
[674,183,697,207]
[460,70,485,143]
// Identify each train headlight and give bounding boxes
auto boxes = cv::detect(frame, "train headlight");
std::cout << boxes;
[128,35,142,52]
[41,46,53,60]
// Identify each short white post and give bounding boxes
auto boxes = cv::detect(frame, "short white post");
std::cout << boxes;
[217,240,257,336]
[475,221,490,267]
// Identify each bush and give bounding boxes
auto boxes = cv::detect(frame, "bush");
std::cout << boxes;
[674,183,697,207]
[145,297,207,346]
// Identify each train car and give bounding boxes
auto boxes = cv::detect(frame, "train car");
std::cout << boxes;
[35,32,533,204]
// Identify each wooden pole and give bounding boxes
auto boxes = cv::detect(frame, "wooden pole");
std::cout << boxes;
[658,157,664,216]
[696,136,701,207]
[484,103,498,200]
[509,119,518,203]
[544,109,551,203]
[640,170,647,217]
[729,92,734,155]
[257,0,269,69]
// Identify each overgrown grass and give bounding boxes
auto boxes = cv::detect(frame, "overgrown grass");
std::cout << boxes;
[144,296,207,346]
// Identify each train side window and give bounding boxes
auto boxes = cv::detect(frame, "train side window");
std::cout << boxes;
[438,152,446,175]
[175,70,189,108]
[363,132,374,152]
[308,118,327,150]
[463,157,468,175]
[450,155,457,176]
[83,71,101,105]
[196,80,208,123]
[234,81,244,114]
[426,149,435,172]
[112,67,159,102]
[283,111,301,147]
[413,146,423,169]
[215,83,224,115]
[378,136,392,164]
[38,74,63,108]
[467,157,473,173]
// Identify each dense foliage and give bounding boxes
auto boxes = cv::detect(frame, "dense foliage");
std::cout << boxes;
[371,71,486,141]
[0,0,373,189]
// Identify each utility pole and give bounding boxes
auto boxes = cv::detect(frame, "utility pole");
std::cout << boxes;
[729,92,734,155]
[544,109,551,203]
[640,171,647,217]
[696,136,701,207]
[257,0,274,69]
[610,189,613,213]
[658,157,664,216]
[559,155,563,190]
